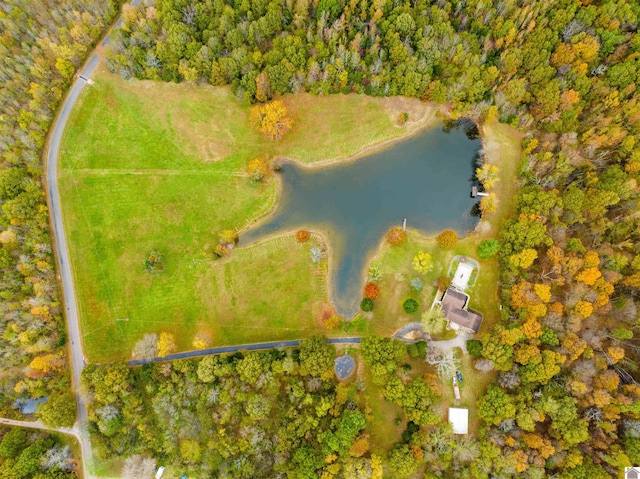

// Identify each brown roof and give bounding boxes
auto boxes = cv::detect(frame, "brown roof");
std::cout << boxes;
[441,288,483,334]
[441,288,467,313]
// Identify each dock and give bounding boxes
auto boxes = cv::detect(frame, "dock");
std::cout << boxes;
[471,186,489,198]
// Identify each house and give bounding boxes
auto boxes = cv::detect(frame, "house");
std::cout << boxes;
[448,407,469,434]
[441,287,483,334]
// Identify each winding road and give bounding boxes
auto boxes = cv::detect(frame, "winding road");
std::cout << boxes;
[44,2,142,478]
[35,2,433,479]
[40,4,361,478]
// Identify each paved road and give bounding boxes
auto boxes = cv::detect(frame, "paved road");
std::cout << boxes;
[129,337,362,366]
[0,417,77,437]
[45,2,141,478]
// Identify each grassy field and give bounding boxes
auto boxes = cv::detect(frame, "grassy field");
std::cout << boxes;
[60,69,433,362]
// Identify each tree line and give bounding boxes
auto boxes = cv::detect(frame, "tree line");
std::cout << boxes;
[0,0,122,419]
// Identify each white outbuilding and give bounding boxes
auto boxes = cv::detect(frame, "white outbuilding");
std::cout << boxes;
[448,407,469,435]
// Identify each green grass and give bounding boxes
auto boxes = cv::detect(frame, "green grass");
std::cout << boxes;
[59,69,427,362]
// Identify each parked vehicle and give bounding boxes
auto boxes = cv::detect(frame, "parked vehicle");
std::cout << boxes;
[456,370,463,383]
[179,475,188,479]
[154,466,165,479]
[452,376,461,400]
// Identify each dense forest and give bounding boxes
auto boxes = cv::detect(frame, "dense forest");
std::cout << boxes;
[0,0,121,420]
[104,0,640,477]
[0,426,79,479]
[83,336,454,478]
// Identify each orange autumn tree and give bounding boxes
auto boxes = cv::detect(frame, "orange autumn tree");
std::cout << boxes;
[250,100,292,140]
[364,283,380,299]
[386,227,407,246]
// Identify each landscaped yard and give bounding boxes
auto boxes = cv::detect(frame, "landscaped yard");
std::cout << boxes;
[59,68,436,362]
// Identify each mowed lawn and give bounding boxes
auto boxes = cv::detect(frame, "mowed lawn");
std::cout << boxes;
[59,69,425,362]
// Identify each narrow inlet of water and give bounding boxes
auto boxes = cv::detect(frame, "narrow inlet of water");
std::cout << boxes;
[241,120,481,318]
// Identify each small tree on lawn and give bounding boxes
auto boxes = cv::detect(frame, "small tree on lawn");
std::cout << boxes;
[477,239,500,259]
[437,276,452,291]
[437,230,458,249]
[361,298,374,312]
[215,230,238,257]
[403,298,419,314]
[158,332,177,357]
[250,100,292,140]
[364,283,380,299]
[247,157,269,182]
[426,348,460,381]
[144,251,165,274]
[386,227,407,246]
[413,251,433,273]
[296,229,310,242]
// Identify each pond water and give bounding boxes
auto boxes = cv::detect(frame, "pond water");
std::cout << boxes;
[240,121,481,318]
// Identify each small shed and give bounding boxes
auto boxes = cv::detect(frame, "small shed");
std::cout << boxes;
[448,407,469,435]
[627,467,640,479]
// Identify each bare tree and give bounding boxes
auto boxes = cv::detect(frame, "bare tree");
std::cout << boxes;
[123,455,156,479]
[426,347,460,380]
[132,333,158,359]
[474,359,495,373]
[42,445,72,471]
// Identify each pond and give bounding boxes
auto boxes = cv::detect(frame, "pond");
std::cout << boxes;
[240,120,481,318]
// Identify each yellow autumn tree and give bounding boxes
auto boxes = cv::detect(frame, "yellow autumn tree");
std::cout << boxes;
[500,327,525,346]
[30,353,65,374]
[247,157,269,181]
[576,267,602,286]
[533,283,552,303]
[412,251,433,273]
[574,300,593,319]
[509,248,538,269]
[523,318,543,339]
[607,346,625,364]
[583,251,600,268]
[158,332,177,357]
[192,331,211,350]
[250,100,293,140]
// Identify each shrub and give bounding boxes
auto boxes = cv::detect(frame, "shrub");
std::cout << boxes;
[361,298,374,312]
[296,229,310,242]
[364,283,380,299]
[310,247,324,263]
[477,239,500,259]
[368,263,382,282]
[403,298,419,314]
[412,251,433,273]
[143,251,165,274]
[214,230,238,258]
[437,230,458,249]
[397,112,409,125]
[322,315,343,329]
[467,339,483,357]
[386,227,407,246]
[247,157,269,181]
[437,276,452,291]
[407,341,427,358]
[410,277,423,291]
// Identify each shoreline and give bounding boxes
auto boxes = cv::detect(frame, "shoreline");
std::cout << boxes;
[238,102,447,239]
[236,103,449,318]
[236,109,486,319]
